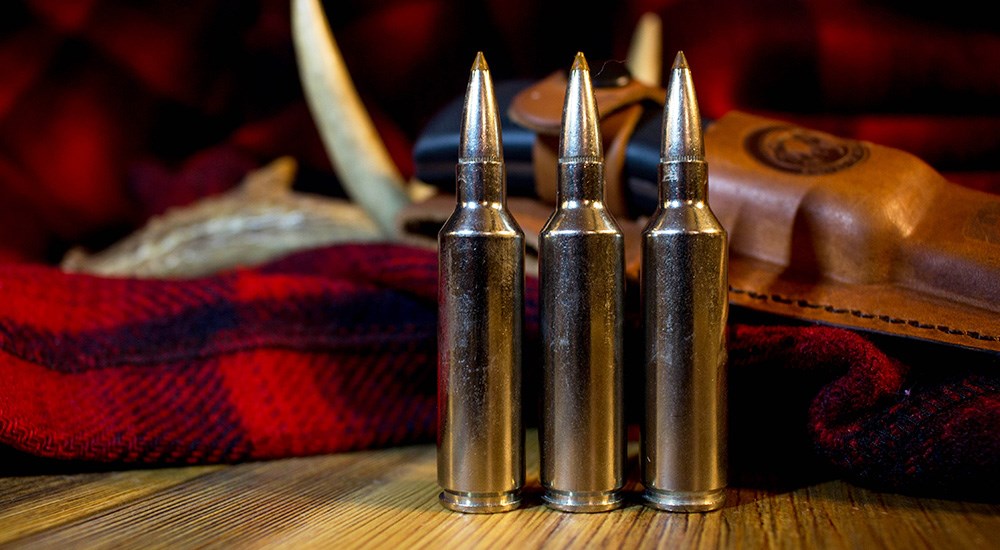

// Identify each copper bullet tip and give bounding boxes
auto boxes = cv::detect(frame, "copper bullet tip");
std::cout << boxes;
[661,51,704,165]
[559,52,602,162]
[460,51,502,163]
[472,51,489,72]
[672,50,689,70]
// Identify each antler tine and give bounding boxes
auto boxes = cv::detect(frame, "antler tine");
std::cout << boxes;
[626,12,663,87]
[291,0,412,236]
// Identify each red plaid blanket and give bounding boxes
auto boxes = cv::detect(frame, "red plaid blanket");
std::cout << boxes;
[0,244,996,500]
[0,1,998,501]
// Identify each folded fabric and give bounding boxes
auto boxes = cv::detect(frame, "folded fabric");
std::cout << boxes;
[728,324,999,500]
[0,243,996,500]
[0,244,442,462]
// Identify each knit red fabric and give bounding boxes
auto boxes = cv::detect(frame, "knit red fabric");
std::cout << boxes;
[1,1,998,502]
[728,325,1000,499]
[0,244,440,462]
[0,244,997,500]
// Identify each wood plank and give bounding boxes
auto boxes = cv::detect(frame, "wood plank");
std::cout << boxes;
[0,465,223,544]
[1,432,998,549]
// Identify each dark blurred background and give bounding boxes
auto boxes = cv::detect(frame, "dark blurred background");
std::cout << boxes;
[1,0,998,263]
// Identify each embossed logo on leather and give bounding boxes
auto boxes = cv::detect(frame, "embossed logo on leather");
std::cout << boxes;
[745,126,868,174]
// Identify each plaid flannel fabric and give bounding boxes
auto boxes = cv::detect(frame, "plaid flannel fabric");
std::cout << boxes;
[0,1,997,501]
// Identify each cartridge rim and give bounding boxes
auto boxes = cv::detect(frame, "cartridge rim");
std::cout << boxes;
[642,488,726,512]
[438,490,521,514]
[542,489,624,513]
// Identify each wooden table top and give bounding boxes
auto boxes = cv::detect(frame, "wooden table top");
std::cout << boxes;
[2,431,998,549]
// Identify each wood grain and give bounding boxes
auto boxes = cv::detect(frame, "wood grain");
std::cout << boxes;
[1,432,997,549]
[0,465,222,544]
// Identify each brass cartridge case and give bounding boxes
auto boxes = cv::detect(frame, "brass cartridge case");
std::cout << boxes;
[642,52,729,512]
[437,52,525,514]
[539,52,626,513]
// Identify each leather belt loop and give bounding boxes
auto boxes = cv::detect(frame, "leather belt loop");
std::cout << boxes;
[532,135,559,206]
[510,69,665,218]
[601,103,645,217]
[531,102,648,218]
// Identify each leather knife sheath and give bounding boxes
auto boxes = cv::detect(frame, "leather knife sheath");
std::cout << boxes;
[403,71,1000,353]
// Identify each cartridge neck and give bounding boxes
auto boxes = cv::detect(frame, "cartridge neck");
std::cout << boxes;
[457,160,506,205]
[659,160,708,204]
[557,161,605,205]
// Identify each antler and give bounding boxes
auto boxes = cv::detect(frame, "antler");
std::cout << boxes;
[626,12,663,86]
[291,0,412,235]
[291,2,663,237]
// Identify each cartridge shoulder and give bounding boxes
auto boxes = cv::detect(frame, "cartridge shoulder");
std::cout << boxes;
[540,204,624,237]
[643,202,726,236]
[439,204,524,238]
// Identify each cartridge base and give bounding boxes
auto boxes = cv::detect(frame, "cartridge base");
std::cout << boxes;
[542,489,624,513]
[438,490,521,514]
[643,488,726,512]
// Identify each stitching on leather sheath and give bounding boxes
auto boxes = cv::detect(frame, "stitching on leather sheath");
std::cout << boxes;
[730,287,1000,343]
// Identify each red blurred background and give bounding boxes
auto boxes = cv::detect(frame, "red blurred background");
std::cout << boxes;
[1,0,998,262]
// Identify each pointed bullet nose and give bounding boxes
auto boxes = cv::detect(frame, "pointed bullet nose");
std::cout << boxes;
[471,51,489,72]
[672,50,689,70]
[560,52,602,161]
[460,52,502,162]
[661,50,703,163]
